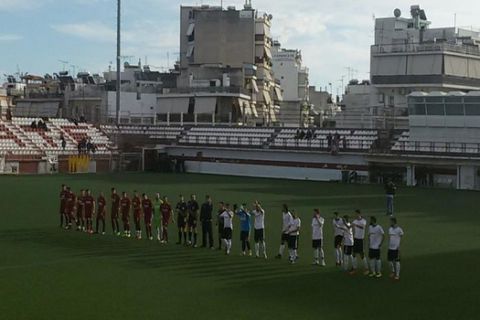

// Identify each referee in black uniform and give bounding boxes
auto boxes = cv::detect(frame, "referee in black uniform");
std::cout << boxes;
[200,195,214,249]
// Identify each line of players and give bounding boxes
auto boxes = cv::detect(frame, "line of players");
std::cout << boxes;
[58,185,404,280]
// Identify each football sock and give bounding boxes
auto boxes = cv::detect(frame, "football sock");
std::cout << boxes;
[246,241,251,251]
[320,248,325,260]
[255,243,260,256]
[289,249,294,261]
[178,231,182,243]
[369,260,375,273]
[395,262,401,277]
[279,244,285,256]
[352,256,358,269]
[193,233,197,245]
[314,248,319,260]
[376,260,382,273]
[390,262,395,273]
[183,232,187,243]
[262,242,266,255]
[363,257,369,270]
[343,255,349,270]
[188,232,192,242]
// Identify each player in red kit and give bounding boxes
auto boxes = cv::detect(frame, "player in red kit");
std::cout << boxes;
[59,184,67,228]
[132,191,142,239]
[96,192,106,235]
[111,188,120,236]
[142,194,153,240]
[83,190,95,234]
[76,190,86,231]
[120,192,132,237]
[160,196,174,243]
[65,187,75,229]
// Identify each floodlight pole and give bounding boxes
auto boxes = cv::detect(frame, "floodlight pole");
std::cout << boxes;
[116,0,121,125]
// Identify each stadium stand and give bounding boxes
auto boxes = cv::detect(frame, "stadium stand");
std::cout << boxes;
[0,118,113,156]
[273,128,378,151]
[179,127,275,147]
[392,131,480,155]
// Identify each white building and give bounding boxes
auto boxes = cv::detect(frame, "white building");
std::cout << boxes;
[272,41,309,126]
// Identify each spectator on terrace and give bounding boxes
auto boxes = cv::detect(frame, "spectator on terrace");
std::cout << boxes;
[31,121,37,129]
[60,134,66,151]
[327,133,333,149]
[305,129,313,140]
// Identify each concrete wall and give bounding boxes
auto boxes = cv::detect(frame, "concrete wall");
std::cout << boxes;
[107,91,157,118]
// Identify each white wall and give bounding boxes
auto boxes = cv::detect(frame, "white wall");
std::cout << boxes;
[107,91,157,117]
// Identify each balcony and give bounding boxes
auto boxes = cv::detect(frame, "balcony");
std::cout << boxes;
[371,42,480,57]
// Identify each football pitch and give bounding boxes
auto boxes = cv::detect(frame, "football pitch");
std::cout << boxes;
[0,173,479,320]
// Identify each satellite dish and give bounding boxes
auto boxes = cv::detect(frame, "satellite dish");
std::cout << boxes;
[394,8,401,18]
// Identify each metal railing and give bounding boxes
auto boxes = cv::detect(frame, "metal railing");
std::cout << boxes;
[371,43,480,57]
[393,141,480,155]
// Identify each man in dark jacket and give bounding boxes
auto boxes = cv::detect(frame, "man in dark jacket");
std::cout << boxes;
[200,195,214,249]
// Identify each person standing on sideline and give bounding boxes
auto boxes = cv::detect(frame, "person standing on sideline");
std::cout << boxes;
[83,190,95,234]
[200,195,214,249]
[333,212,344,266]
[252,201,267,259]
[59,184,67,228]
[111,188,121,236]
[187,194,200,247]
[351,209,369,275]
[341,215,354,272]
[276,204,293,259]
[287,211,301,264]
[160,196,173,243]
[132,191,142,239]
[120,192,131,237]
[235,204,252,256]
[96,192,106,235]
[142,194,154,240]
[388,217,404,280]
[312,209,325,266]
[216,202,226,250]
[220,203,234,255]
[385,179,396,216]
[175,195,188,245]
[153,193,163,241]
[368,216,384,278]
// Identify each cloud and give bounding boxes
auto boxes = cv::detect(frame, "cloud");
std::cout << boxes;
[0,0,49,11]
[51,22,119,43]
[0,34,22,41]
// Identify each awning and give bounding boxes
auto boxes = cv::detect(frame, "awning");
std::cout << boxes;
[251,79,259,93]
[187,45,194,58]
[157,97,190,114]
[264,46,272,60]
[251,103,258,117]
[240,100,251,116]
[274,87,283,101]
[186,23,195,36]
[194,97,217,113]
[262,91,272,105]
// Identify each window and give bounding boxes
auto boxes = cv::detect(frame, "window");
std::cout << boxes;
[426,104,445,116]
[388,96,395,107]
[465,104,480,115]
[425,97,444,103]
[445,97,463,103]
[409,103,426,115]
[445,103,464,115]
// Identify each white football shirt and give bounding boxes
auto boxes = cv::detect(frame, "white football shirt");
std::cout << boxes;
[368,224,385,249]
[312,216,324,240]
[388,226,404,250]
[282,211,293,233]
[252,208,265,230]
[332,218,343,237]
[221,210,234,229]
[343,222,354,246]
[289,217,301,236]
[352,218,367,239]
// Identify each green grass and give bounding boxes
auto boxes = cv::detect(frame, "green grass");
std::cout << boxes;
[0,173,479,320]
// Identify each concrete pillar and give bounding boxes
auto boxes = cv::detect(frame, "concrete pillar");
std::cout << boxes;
[180,112,184,126]
[457,165,476,190]
[406,164,416,186]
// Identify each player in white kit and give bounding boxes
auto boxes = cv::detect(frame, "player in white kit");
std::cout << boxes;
[367,216,384,278]
[276,204,293,259]
[388,217,404,280]
[252,201,267,259]
[341,215,354,272]
[287,211,301,264]
[332,212,344,266]
[220,203,234,255]
[311,209,325,266]
[351,210,369,275]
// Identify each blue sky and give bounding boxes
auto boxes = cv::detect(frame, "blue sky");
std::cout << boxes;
[1,0,479,92]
